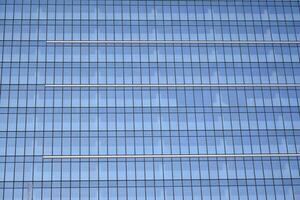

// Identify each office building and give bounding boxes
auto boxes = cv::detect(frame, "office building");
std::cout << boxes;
[0,0,300,199]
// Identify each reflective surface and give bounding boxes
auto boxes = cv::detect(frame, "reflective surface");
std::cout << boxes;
[1,0,300,199]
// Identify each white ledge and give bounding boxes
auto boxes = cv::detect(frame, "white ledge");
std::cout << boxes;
[43,153,300,159]
[46,40,300,44]
[45,84,300,88]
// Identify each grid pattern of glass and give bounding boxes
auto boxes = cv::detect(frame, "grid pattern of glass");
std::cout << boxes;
[1,0,300,199]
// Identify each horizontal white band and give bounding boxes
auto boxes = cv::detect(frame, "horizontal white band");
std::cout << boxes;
[46,40,300,44]
[43,153,300,159]
[45,84,300,88]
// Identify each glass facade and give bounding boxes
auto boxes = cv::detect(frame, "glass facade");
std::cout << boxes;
[1,0,300,199]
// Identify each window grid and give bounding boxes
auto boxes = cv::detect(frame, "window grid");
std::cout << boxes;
[1,0,300,199]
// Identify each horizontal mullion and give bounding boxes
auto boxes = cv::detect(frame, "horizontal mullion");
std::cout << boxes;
[46,40,300,44]
[43,153,300,159]
[44,84,300,88]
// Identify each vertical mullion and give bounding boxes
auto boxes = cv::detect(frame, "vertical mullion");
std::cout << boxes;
[95,1,100,198]
[50,1,57,199]
[60,1,65,198]
[22,0,29,197]
[11,0,17,199]
[88,2,91,199]
[289,1,300,194]
[41,1,48,198]
[69,2,74,199]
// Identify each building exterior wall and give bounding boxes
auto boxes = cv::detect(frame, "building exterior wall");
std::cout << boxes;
[0,0,300,199]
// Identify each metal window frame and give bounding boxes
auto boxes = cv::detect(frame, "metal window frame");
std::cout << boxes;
[43,153,300,159]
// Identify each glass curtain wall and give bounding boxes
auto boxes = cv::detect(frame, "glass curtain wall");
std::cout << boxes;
[0,0,300,199]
